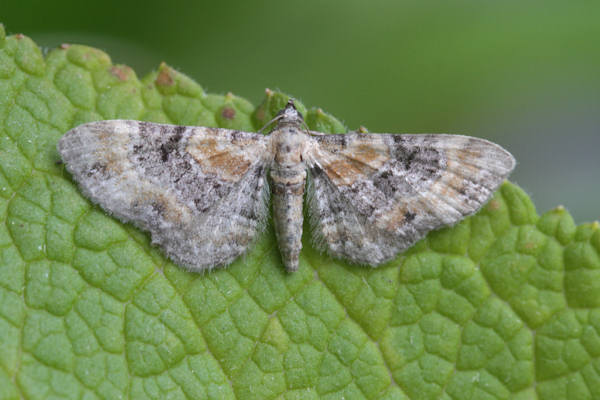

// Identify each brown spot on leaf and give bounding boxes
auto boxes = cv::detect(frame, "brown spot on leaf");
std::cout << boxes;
[487,199,500,211]
[60,43,71,49]
[255,106,265,122]
[110,65,131,81]
[221,107,236,120]
[15,33,24,40]
[156,68,174,87]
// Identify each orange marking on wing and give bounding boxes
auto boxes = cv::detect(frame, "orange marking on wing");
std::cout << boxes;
[206,152,251,176]
[186,137,252,181]
[136,191,185,224]
[384,205,409,231]
[350,143,387,164]
[322,143,390,186]
[457,147,482,162]
[323,158,365,185]
[98,130,112,142]
[438,169,465,198]
[90,147,124,176]
[447,147,486,171]
[106,154,125,175]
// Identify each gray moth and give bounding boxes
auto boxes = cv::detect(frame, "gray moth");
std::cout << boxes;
[57,100,515,272]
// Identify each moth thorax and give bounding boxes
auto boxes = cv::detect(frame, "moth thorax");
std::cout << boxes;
[273,129,306,166]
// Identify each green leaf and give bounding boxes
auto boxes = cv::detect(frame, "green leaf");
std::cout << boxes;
[1,24,599,400]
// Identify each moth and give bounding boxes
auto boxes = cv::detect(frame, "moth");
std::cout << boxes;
[58,100,515,272]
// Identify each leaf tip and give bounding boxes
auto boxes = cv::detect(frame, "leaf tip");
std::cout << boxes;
[109,65,135,82]
[9,31,45,76]
[537,205,576,245]
[65,45,111,70]
[154,62,203,98]
[500,182,537,225]
[305,106,346,134]
[155,63,175,88]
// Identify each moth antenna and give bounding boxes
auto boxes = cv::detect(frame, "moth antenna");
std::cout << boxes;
[258,113,284,134]
[301,119,318,136]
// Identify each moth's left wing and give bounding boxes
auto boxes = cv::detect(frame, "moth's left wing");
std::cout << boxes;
[58,120,271,271]
[304,132,515,266]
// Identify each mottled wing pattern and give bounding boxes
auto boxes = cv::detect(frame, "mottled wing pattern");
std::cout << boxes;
[58,120,271,271]
[305,132,516,265]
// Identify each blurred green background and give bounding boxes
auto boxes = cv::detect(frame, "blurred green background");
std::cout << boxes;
[3,0,599,223]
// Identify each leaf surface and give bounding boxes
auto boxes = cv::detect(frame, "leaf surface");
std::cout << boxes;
[1,25,599,400]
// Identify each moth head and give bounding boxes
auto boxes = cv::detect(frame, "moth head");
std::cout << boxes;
[275,99,304,125]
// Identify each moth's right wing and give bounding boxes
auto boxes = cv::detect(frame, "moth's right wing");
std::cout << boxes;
[58,120,271,271]
[304,132,515,266]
